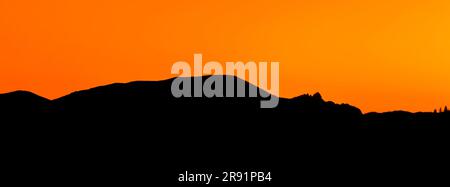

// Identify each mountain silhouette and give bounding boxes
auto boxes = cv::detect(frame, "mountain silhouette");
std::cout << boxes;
[1,75,447,128]
[2,75,450,185]
[1,76,366,127]
[0,90,50,114]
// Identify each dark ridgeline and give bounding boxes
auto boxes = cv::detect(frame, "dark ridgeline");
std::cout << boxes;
[1,75,448,128]
[0,90,50,114]
[1,75,450,185]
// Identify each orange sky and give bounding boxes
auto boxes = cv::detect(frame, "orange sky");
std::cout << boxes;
[1,0,450,112]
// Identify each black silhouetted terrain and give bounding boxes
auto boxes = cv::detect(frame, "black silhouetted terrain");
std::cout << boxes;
[0,90,50,114]
[2,75,450,185]
[1,75,448,128]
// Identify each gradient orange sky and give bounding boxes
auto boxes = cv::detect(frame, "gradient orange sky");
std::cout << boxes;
[1,1,450,112]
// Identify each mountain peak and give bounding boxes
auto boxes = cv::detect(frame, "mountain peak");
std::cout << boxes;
[312,92,323,100]
[0,90,49,101]
[291,92,324,102]
[0,90,50,113]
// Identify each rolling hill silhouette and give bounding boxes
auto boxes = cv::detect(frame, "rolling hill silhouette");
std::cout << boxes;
[1,75,448,128]
[0,90,50,114]
[2,75,450,185]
